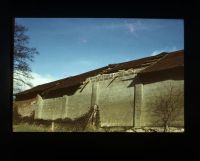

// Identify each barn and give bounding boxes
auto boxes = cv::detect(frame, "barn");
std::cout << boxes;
[13,50,184,130]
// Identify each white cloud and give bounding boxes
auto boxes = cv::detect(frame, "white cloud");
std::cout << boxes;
[98,22,137,33]
[127,24,135,33]
[13,71,58,92]
[81,39,88,43]
[30,72,57,87]
[124,20,146,34]
[150,47,178,56]
[96,20,151,35]
[150,50,165,56]
[82,39,87,43]
[171,46,177,51]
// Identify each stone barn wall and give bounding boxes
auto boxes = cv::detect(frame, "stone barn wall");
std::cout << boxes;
[15,69,184,129]
[141,79,184,127]
[33,70,137,126]
[36,96,66,120]
[34,83,93,120]
[97,74,135,127]
[64,82,92,119]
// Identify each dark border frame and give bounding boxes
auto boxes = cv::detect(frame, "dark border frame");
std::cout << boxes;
[0,2,199,160]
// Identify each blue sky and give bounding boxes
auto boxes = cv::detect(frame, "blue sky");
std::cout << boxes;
[15,18,184,87]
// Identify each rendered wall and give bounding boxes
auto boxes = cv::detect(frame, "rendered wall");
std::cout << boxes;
[40,97,66,120]
[64,82,92,119]
[33,71,136,125]
[15,69,184,129]
[141,79,184,127]
[34,83,92,120]
[34,95,66,120]
[34,94,43,119]
[97,74,135,127]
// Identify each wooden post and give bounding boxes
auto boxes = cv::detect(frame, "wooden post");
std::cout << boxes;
[134,83,143,128]
[51,121,54,132]
[91,83,98,106]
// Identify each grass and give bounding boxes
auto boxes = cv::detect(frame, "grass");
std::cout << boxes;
[13,123,52,132]
[13,112,184,132]
[12,122,101,132]
[13,122,184,132]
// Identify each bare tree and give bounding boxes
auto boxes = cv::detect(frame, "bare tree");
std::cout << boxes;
[14,23,39,93]
[152,83,183,132]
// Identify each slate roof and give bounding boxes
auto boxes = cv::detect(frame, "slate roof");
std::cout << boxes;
[15,50,184,100]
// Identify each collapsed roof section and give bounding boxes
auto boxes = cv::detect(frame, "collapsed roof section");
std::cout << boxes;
[15,50,184,101]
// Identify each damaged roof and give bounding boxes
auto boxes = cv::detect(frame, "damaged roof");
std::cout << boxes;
[140,50,184,74]
[15,50,184,100]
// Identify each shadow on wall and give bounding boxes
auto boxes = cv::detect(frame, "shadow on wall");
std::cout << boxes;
[42,85,82,99]
[126,68,184,87]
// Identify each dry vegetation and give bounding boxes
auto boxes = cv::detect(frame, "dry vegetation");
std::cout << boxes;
[152,83,184,132]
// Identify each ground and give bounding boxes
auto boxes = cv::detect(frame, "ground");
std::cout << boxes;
[13,122,184,132]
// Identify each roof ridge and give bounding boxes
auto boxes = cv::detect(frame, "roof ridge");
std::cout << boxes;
[167,49,184,54]
[139,50,184,74]
[140,53,169,73]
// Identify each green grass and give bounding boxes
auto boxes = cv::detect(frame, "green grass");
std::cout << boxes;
[13,123,184,132]
[12,122,128,132]
[12,122,102,132]
[13,123,51,132]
